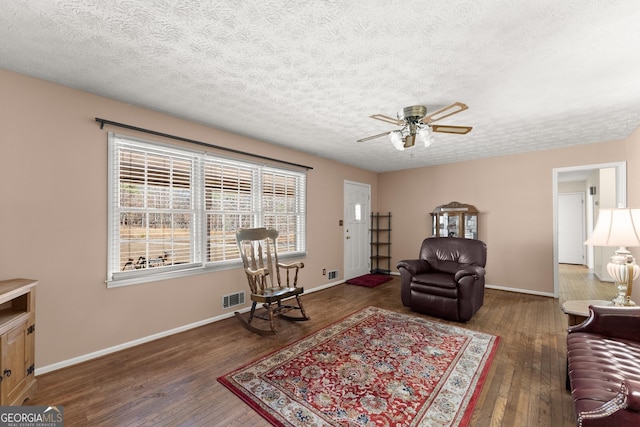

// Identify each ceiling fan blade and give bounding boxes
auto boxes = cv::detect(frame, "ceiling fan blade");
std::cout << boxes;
[431,124,473,134]
[370,114,404,126]
[357,131,391,142]
[421,102,468,124]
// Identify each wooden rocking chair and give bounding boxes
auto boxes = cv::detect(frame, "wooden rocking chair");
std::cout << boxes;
[235,227,309,335]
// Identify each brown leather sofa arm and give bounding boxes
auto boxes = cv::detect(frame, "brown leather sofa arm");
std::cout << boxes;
[568,306,640,342]
[577,379,640,426]
[396,259,431,276]
[454,265,485,282]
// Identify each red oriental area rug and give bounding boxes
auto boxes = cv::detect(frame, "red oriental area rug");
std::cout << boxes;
[346,273,393,288]
[218,306,500,427]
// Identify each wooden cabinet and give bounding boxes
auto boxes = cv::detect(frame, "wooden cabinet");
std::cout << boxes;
[0,279,36,405]
[431,202,479,239]
[370,212,391,274]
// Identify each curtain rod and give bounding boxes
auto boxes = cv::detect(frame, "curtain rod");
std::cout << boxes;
[95,117,313,170]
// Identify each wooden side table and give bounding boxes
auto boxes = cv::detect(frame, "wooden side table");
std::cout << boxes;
[561,299,612,326]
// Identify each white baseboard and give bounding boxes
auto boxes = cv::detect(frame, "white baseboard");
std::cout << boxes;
[306,279,345,293]
[36,313,229,375]
[485,283,555,298]
[36,280,346,376]
[593,273,614,283]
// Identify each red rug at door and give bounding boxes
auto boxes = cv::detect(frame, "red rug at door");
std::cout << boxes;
[346,273,393,287]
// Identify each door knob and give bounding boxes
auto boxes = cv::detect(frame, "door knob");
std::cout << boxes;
[346,236,350,239]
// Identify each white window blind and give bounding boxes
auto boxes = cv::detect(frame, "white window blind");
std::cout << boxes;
[204,159,255,263]
[108,133,306,286]
[262,168,306,254]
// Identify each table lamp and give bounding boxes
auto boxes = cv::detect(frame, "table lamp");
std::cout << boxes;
[584,208,640,306]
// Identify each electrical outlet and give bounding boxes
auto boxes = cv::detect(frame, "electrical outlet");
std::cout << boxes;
[322,269,326,275]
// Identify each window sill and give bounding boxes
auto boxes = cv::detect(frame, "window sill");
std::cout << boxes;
[106,252,306,288]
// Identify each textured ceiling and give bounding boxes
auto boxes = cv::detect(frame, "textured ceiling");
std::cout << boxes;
[2,1,640,172]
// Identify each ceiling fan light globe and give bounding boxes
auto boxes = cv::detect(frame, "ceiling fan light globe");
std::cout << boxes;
[389,131,405,151]
[418,127,434,147]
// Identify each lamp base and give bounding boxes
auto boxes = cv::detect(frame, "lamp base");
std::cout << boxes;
[606,252,639,306]
[612,291,636,306]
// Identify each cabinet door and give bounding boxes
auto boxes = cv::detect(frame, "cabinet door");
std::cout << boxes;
[437,214,453,237]
[1,319,28,405]
[464,214,478,239]
[446,213,461,237]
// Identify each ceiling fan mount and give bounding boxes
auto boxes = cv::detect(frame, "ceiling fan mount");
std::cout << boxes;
[401,105,427,122]
[358,102,473,150]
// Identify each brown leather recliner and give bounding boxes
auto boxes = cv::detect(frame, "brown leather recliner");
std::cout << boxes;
[397,237,487,322]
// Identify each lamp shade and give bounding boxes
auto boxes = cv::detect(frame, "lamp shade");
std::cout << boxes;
[584,208,640,247]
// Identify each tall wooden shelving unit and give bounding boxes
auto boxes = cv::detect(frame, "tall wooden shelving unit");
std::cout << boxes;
[370,212,391,274]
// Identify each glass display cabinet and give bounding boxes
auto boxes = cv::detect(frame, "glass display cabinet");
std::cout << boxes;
[431,201,479,239]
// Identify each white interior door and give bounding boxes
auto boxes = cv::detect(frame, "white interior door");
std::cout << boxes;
[558,192,585,264]
[344,181,370,280]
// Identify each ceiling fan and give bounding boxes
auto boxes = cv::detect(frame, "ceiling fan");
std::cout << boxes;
[357,102,473,150]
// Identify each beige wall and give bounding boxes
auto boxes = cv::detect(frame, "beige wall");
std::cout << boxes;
[377,140,634,294]
[2,68,639,371]
[0,70,377,369]
[558,181,587,193]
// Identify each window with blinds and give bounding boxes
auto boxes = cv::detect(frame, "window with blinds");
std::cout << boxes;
[108,133,306,286]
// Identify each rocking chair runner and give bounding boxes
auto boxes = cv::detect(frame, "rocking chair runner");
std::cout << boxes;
[235,227,309,335]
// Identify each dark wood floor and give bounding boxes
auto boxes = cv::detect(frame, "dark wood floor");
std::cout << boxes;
[29,265,605,426]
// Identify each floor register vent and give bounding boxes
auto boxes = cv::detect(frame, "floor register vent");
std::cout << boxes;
[328,270,339,280]
[223,291,245,309]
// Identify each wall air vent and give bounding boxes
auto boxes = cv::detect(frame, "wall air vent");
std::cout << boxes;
[223,291,245,309]
[328,270,339,280]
